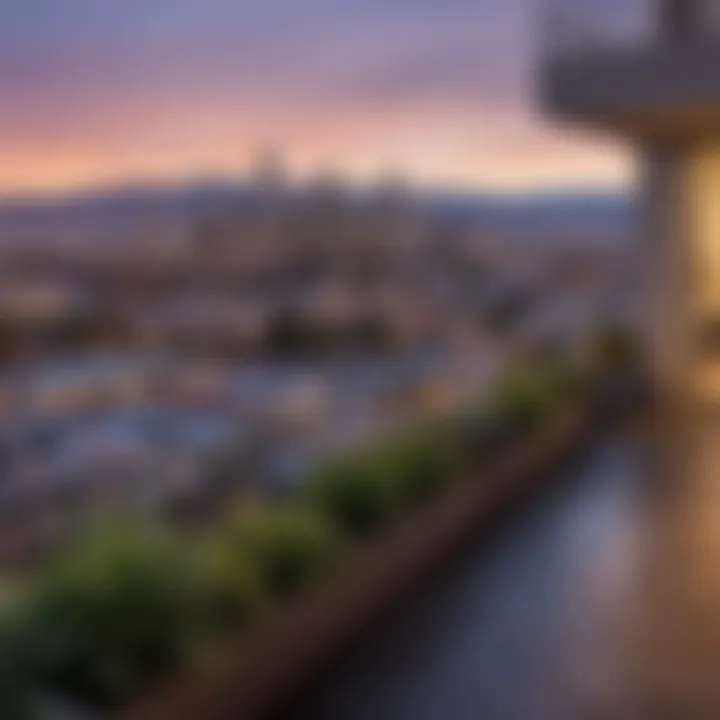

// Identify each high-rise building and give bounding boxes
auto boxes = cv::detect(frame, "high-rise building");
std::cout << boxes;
[543,0,720,405]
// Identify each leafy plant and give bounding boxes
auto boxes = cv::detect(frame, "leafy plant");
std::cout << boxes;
[541,361,587,404]
[20,525,199,708]
[454,407,513,462]
[305,453,404,536]
[306,427,459,537]
[590,325,640,374]
[219,507,342,599]
[0,607,33,720]
[374,428,457,504]
[193,541,265,632]
[492,369,558,434]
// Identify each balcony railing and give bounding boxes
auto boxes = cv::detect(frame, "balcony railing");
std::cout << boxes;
[541,0,720,61]
[543,0,720,62]
[541,0,657,60]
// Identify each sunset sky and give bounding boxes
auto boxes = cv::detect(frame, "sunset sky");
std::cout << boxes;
[1,0,638,195]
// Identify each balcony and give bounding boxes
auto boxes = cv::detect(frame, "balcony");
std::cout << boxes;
[540,0,720,140]
[542,0,656,61]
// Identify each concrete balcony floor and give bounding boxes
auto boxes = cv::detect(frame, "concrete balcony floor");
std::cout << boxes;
[278,414,720,719]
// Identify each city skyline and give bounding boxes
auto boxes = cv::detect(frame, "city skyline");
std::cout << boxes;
[2,0,636,195]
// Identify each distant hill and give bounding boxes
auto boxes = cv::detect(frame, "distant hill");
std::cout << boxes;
[0,182,254,226]
[0,182,633,242]
[428,192,633,238]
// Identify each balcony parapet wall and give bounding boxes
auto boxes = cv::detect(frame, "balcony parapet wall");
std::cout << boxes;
[542,41,720,140]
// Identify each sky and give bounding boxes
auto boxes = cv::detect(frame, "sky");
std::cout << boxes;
[0,0,638,195]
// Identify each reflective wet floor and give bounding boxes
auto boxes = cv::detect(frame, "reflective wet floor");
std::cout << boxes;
[281,418,720,720]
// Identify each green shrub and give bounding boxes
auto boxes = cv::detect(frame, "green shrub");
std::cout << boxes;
[590,325,640,374]
[219,507,342,600]
[375,428,457,504]
[20,525,199,708]
[454,407,511,462]
[0,607,33,720]
[541,361,587,403]
[193,541,265,632]
[305,453,404,536]
[492,369,559,434]
[306,428,459,537]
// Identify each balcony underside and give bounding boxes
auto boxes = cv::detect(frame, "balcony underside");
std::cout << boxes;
[542,42,720,143]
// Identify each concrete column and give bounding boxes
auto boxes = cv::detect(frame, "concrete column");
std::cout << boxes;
[641,147,696,409]
[643,139,720,411]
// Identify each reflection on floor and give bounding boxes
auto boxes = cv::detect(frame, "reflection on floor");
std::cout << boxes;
[280,416,720,719]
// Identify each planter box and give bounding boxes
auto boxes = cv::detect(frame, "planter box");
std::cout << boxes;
[123,409,590,720]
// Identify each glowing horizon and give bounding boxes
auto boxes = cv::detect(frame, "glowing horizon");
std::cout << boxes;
[1,0,634,196]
